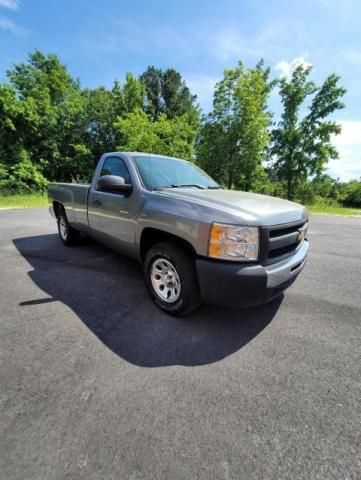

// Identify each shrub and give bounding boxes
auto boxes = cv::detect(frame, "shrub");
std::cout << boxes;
[0,150,47,194]
[340,180,361,207]
[295,183,316,205]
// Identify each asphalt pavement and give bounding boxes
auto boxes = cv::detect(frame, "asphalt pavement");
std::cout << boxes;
[0,208,360,480]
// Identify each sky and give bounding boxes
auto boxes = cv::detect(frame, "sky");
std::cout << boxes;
[0,0,360,181]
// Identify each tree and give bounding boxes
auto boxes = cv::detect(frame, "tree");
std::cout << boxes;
[139,66,162,120]
[197,61,273,190]
[122,73,145,113]
[1,52,200,191]
[140,66,198,122]
[311,173,339,200]
[0,84,35,167]
[5,50,86,182]
[270,66,346,200]
[0,149,47,193]
[82,84,123,163]
[114,110,197,161]
[7,49,78,104]
[0,83,48,190]
[340,179,361,207]
[81,75,144,171]
[161,69,197,119]
[1,49,351,198]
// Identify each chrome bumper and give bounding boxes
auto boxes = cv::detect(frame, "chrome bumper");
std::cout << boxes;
[265,240,309,287]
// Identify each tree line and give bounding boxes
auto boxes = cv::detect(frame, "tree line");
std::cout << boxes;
[0,49,360,206]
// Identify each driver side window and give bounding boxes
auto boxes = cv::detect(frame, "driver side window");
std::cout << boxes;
[100,157,131,184]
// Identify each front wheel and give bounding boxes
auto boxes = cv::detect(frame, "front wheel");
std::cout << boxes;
[57,209,80,246]
[144,242,201,316]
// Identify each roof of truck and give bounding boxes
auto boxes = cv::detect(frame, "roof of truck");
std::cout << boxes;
[107,152,185,159]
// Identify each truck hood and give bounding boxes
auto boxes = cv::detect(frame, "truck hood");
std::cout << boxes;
[159,188,307,225]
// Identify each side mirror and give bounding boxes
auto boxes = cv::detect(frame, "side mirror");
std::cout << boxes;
[97,175,133,196]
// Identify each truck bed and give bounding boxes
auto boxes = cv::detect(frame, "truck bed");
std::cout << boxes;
[48,182,90,229]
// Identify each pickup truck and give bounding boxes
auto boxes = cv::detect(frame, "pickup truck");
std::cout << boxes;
[48,152,309,315]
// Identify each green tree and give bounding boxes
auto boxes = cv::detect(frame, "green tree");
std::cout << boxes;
[197,61,273,190]
[0,84,35,167]
[0,149,47,193]
[82,84,123,162]
[140,66,198,122]
[5,50,86,182]
[115,110,197,161]
[122,73,145,113]
[7,49,78,104]
[161,69,197,119]
[0,83,49,190]
[311,173,339,200]
[140,66,162,120]
[270,66,346,200]
[81,75,144,168]
[340,179,361,207]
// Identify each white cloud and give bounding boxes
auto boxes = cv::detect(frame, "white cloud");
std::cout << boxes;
[0,15,24,35]
[327,120,361,181]
[275,56,312,79]
[0,0,20,10]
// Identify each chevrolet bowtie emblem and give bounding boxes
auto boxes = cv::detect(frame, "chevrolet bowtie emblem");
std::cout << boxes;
[298,227,305,242]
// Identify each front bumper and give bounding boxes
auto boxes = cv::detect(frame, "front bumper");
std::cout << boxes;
[196,240,309,308]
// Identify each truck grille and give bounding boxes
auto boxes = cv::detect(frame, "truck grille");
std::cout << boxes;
[260,219,308,265]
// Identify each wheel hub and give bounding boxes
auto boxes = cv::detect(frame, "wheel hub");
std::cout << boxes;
[59,217,68,240]
[150,258,181,303]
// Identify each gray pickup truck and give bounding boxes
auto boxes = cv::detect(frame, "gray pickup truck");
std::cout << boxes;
[48,152,309,315]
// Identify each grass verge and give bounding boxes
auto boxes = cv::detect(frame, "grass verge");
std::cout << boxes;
[307,200,361,216]
[0,193,48,209]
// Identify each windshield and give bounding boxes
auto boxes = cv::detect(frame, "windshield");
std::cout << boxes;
[133,155,219,190]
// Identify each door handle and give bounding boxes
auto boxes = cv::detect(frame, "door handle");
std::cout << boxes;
[92,198,102,206]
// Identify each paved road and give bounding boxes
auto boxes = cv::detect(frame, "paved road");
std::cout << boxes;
[0,208,360,480]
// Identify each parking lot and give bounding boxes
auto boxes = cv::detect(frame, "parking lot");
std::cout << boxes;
[1,208,360,479]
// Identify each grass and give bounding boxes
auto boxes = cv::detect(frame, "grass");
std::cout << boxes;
[306,199,361,216]
[0,193,48,209]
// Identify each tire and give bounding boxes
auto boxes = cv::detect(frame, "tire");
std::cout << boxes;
[57,208,80,246]
[144,242,201,315]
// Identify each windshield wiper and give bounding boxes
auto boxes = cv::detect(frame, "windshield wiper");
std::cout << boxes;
[207,185,222,189]
[153,184,205,190]
[177,184,206,189]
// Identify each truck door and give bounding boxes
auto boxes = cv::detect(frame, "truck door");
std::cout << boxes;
[87,156,138,257]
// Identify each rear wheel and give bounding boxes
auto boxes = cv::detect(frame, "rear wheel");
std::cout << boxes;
[144,242,201,315]
[57,208,80,246]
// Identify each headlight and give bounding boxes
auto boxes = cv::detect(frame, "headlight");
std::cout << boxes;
[208,223,259,261]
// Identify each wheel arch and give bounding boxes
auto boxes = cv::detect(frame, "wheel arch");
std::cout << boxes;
[139,227,197,261]
[52,201,64,219]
